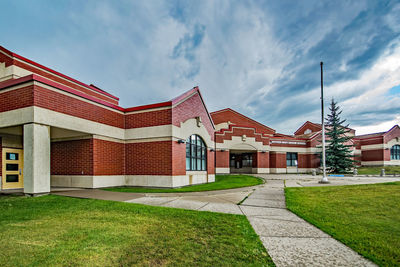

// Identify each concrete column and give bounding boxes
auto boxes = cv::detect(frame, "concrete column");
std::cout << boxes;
[23,123,50,195]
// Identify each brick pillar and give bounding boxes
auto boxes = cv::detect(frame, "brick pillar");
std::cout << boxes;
[216,150,230,173]
[255,151,269,173]
[270,152,286,173]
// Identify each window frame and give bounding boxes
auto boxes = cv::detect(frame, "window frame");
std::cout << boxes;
[186,135,207,171]
[391,145,400,160]
[286,152,298,167]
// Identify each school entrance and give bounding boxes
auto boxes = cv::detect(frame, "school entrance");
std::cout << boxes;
[229,151,256,173]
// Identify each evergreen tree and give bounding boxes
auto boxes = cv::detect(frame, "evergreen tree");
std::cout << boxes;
[324,99,354,173]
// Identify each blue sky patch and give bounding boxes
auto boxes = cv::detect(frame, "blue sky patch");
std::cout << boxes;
[1,0,399,133]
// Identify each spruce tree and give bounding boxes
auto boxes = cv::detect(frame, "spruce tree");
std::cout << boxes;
[324,99,354,173]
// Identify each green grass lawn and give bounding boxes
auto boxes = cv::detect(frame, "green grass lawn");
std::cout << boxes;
[103,174,264,193]
[0,195,273,266]
[285,182,400,266]
[357,165,400,175]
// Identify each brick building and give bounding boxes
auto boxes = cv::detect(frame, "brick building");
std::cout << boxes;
[213,111,400,175]
[0,46,399,194]
[0,46,215,195]
[353,125,400,166]
[212,109,320,174]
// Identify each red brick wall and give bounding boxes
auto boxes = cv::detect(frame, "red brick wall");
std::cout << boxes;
[384,126,400,143]
[270,153,286,168]
[384,149,391,161]
[211,109,274,135]
[257,152,269,168]
[125,141,172,175]
[51,139,94,175]
[354,139,361,149]
[298,153,321,169]
[125,109,172,129]
[34,85,124,128]
[0,85,34,113]
[360,137,383,146]
[294,122,321,135]
[93,139,125,175]
[0,52,13,66]
[309,136,320,147]
[216,151,229,168]
[172,93,215,141]
[216,127,269,145]
[207,150,215,174]
[252,152,257,168]
[310,154,320,168]
[12,59,119,105]
[172,141,186,175]
[298,153,308,168]
[362,149,384,161]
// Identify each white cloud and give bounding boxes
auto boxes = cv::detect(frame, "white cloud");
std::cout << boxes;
[271,38,400,134]
[354,117,400,135]
[2,0,399,137]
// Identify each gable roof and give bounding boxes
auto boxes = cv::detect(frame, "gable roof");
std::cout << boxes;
[354,132,385,139]
[294,121,356,136]
[0,45,119,101]
[171,86,215,129]
[294,121,322,135]
[211,108,275,134]
[355,125,400,141]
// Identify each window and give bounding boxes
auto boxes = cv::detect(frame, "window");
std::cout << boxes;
[6,153,18,160]
[286,152,298,166]
[186,135,207,171]
[242,154,253,167]
[391,145,400,160]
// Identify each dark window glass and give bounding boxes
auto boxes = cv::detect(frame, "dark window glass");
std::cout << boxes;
[191,157,196,170]
[6,153,18,161]
[286,152,298,166]
[230,154,236,167]
[186,143,190,157]
[391,145,400,160]
[191,144,195,157]
[6,175,19,183]
[6,164,19,171]
[242,153,253,167]
[186,135,207,171]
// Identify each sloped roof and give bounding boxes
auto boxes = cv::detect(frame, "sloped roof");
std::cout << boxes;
[0,45,119,101]
[211,108,275,134]
[355,125,400,140]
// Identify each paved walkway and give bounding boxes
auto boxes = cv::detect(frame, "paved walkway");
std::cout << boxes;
[241,178,376,267]
[54,186,255,214]
[53,175,399,266]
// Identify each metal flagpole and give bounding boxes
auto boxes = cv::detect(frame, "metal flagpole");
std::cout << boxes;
[320,61,329,183]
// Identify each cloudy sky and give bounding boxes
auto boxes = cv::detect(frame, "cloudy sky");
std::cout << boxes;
[1,0,400,134]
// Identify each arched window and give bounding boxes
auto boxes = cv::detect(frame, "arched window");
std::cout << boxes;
[391,145,400,160]
[186,135,207,171]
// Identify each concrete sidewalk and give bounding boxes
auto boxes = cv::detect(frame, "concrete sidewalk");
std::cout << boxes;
[53,186,255,215]
[241,179,376,267]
